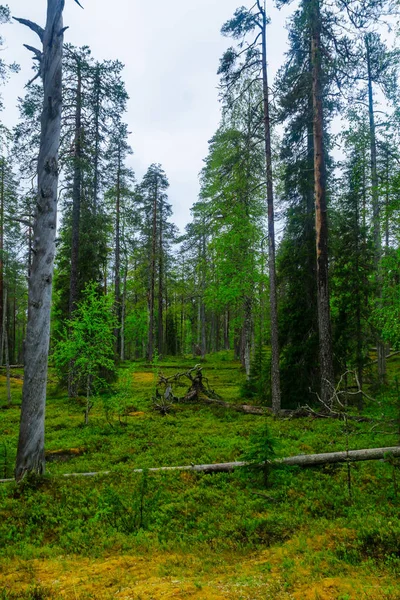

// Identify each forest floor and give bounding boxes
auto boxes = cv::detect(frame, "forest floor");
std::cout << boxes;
[0,352,400,599]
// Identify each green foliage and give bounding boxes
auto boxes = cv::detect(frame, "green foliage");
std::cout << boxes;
[374,250,400,350]
[104,367,134,425]
[240,343,270,403]
[53,283,117,396]
[241,421,276,487]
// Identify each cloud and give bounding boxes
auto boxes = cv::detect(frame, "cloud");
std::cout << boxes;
[3,0,291,231]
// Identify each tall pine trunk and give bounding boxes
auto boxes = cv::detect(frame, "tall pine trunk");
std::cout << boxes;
[15,0,65,480]
[311,0,334,405]
[157,202,163,355]
[147,182,157,361]
[261,3,281,412]
[92,65,101,212]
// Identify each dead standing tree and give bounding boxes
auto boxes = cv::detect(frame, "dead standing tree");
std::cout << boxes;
[14,0,82,482]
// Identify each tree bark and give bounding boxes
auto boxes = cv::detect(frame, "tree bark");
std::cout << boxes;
[260,4,281,413]
[311,0,334,405]
[15,0,65,481]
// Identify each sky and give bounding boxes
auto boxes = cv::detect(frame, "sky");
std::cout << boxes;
[2,0,293,232]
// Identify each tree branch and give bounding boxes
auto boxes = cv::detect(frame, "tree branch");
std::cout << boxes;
[12,17,44,42]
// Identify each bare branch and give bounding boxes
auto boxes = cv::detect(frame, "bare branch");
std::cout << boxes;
[13,17,44,42]
[23,44,42,62]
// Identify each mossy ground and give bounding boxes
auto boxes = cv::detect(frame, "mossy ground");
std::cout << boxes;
[0,352,400,599]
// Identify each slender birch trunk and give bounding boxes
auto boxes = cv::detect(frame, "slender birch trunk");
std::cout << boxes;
[14,0,65,480]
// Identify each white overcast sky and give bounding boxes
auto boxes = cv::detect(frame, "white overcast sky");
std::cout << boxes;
[2,0,293,231]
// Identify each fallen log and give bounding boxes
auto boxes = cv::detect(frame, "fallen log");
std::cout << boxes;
[1,446,399,483]
[199,396,265,415]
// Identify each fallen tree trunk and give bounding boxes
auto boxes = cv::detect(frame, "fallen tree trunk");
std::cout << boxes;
[1,446,399,483]
[199,396,265,415]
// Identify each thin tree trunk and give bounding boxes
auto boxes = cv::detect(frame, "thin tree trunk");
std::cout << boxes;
[366,35,385,382]
[15,0,65,481]
[69,59,82,315]
[311,0,334,405]
[67,57,82,399]
[200,232,206,358]
[243,297,252,379]
[114,147,122,355]
[4,300,11,407]
[120,260,128,361]
[224,310,230,350]
[260,2,281,412]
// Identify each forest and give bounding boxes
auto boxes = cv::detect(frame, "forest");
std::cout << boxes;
[0,0,400,598]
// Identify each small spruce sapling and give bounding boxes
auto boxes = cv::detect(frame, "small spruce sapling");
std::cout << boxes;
[242,421,276,487]
[54,283,117,424]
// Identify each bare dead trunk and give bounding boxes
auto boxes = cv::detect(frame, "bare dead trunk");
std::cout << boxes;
[15,0,65,481]
[261,4,281,412]
[311,0,334,405]
[18,446,398,483]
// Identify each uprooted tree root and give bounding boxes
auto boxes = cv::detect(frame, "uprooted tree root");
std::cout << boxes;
[152,365,265,415]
